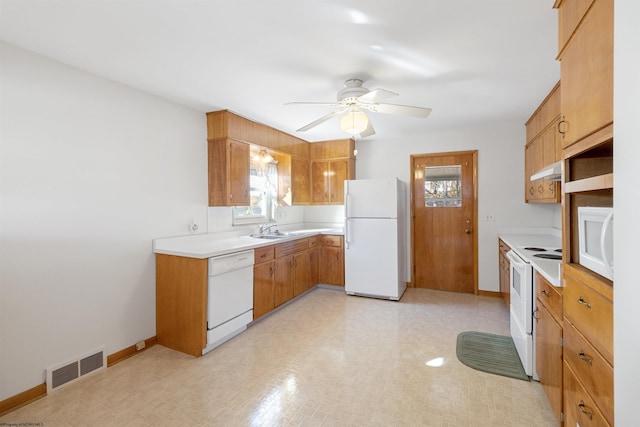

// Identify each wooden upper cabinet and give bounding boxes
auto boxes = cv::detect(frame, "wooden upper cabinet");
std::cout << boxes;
[206,110,309,159]
[309,139,355,205]
[524,82,561,204]
[311,159,354,204]
[291,157,311,205]
[557,0,613,149]
[208,139,250,206]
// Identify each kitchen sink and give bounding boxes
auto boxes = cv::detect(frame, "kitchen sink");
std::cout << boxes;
[249,231,294,239]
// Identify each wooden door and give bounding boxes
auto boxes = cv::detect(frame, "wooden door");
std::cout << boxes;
[319,245,344,286]
[311,161,329,203]
[525,139,540,202]
[559,0,613,148]
[291,157,310,205]
[535,302,563,425]
[309,245,318,289]
[253,261,274,319]
[228,140,250,205]
[273,256,293,307]
[411,151,477,293]
[329,159,349,203]
[293,250,310,297]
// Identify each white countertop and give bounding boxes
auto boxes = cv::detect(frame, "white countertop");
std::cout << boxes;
[153,228,343,259]
[498,229,563,287]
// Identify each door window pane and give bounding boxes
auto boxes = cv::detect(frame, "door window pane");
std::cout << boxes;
[424,165,462,207]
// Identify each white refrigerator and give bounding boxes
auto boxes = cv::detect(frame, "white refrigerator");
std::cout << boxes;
[344,178,407,300]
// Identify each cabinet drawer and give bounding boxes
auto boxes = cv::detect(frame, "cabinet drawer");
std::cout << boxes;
[275,239,309,258]
[320,235,342,247]
[254,246,274,264]
[563,270,613,363]
[308,236,318,248]
[563,361,612,427]
[535,272,563,323]
[564,321,613,423]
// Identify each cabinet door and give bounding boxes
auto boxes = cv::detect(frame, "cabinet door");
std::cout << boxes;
[319,246,344,286]
[311,161,330,203]
[293,250,310,297]
[535,302,563,425]
[291,157,311,205]
[525,139,541,202]
[253,262,274,320]
[329,159,349,203]
[560,0,613,148]
[229,140,250,205]
[309,245,318,289]
[273,256,293,307]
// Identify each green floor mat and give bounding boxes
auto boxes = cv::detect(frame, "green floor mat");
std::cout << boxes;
[456,331,530,381]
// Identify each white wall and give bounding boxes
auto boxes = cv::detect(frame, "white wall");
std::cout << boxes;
[0,42,208,400]
[614,1,640,424]
[354,124,561,291]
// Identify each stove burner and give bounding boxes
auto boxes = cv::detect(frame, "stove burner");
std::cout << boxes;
[555,249,562,253]
[524,247,547,252]
[534,253,562,260]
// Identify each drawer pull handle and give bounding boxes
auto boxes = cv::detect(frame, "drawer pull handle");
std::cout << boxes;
[578,400,593,420]
[578,350,593,366]
[577,296,592,308]
[541,290,550,297]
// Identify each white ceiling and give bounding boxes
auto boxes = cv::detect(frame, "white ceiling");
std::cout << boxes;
[0,0,560,142]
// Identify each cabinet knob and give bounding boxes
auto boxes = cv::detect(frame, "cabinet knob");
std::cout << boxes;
[465,229,472,234]
[533,309,540,320]
[541,289,550,297]
[577,296,592,309]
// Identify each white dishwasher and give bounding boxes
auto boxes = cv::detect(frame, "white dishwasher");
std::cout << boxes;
[203,249,254,355]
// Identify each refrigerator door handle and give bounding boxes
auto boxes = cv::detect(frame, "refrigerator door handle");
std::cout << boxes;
[345,193,351,218]
[345,218,351,249]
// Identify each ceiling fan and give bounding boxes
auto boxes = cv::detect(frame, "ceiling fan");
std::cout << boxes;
[286,79,432,138]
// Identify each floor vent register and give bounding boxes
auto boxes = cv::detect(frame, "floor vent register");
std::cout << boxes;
[45,346,106,392]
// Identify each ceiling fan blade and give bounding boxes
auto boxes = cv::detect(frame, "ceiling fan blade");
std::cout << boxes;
[296,110,344,132]
[370,103,432,118]
[358,120,376,138]
[357,88,398,103]
[285,101,341,107]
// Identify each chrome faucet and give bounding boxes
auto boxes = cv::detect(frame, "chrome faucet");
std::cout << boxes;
[259,223,277,234]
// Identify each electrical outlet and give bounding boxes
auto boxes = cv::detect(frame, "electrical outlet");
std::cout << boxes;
[188,218,199,233]
[135,340,145,351]
[485,214,495,221]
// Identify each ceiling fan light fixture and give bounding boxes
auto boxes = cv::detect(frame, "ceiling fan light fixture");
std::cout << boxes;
[340,110,369,135]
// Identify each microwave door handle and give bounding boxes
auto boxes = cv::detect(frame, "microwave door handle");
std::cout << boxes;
[600,210,614,279]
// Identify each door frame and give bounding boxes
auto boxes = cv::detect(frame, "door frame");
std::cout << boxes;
[409,150,478,294]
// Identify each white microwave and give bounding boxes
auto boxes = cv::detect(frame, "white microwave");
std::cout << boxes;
[577,206,613,280]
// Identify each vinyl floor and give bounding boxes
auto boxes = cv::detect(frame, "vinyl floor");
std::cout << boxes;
[0,287,557,426]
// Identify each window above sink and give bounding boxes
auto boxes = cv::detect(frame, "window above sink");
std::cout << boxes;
[232,152,278,225]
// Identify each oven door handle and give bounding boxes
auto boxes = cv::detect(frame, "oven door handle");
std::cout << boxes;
[506,250,526,269]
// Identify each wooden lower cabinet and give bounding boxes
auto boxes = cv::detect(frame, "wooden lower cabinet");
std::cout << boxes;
[309,237,319,288]
[293,250,310,297]
[535,273,563,425]
[562,264,613,426]
[274,255,294,307]
[253,246,275,320]
[563,361,612,427]
[318,235,344,286]
[253,237,315,320]
[156,254,208,357]
[498,239,511,308]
